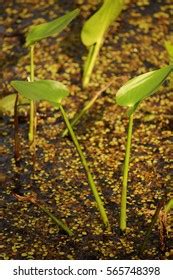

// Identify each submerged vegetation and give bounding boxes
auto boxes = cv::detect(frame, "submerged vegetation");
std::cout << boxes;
[1,0,172,260]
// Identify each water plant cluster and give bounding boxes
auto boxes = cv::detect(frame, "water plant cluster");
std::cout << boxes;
[1,0,173,254]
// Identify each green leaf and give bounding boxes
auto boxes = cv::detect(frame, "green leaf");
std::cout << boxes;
[165,199,173,213]
[26,8,80,46]
[116,65,173,112]
[0,94,16,115]
[11,80,69,104]
[81,0,124,47]
[81,0,124,87]
[0,94,29,115]
[165,41,173,65]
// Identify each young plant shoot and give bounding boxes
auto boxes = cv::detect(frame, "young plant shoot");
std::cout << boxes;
[14,192,73,236]
[62,80,114,137]
[81,0,124,88]
[25,8,79,146]
[11,80,109,227]
[115,65,173,231]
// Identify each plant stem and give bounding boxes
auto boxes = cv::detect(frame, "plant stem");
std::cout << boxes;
[14,93,20,162]
[120,113,134,231]
[140,200,164,255]
[14,192,73,236]
[29,45,36,144]
[39,205,73,236]
[164,198,173,213]
[83,38,102,88]
[60,105,109,228]
[61,101,92,138]
[62,81,113,137]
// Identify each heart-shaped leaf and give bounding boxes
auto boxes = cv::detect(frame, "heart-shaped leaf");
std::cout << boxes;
[81,0,124,47]
[116,65,172,114]
[26,8,80,46]
[11,80,69,104]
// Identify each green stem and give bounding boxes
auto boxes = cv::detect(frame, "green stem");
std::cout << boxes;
[39,205,73,236]
[30,45,34,81]
[62,103,89,138]
[62,81,112,137]
[164,198,173,213]
[60,105,109,228]
[83,38,102,88]
[29,44,36,144]
[120,113,134,231]
[14,93,20,162]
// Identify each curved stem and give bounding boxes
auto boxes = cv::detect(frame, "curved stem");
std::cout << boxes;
[60,105,109,228]
[120,113,134,231]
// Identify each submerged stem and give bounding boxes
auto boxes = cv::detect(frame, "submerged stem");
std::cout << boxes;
[60,105,109,228]
[14,192,72,236]
[39,205,73,236]
[120,113,134,231]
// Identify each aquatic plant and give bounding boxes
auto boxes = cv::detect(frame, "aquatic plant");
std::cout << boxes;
[140,198,173,254]
[62,80,113,137]
[140,200,164,255]
[115,65,173,231]
[14,192,73,236]
[11,79,109,227]
[81,0,124,88]
[0,94,29,161]
[25,9,79,147]
[159,198,173,250]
